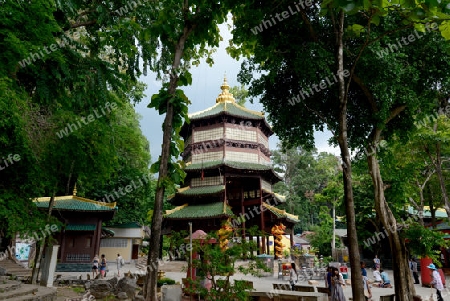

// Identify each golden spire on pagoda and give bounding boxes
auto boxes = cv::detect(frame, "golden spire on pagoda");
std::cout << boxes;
[73,184,77,196]
[215,75,235,103]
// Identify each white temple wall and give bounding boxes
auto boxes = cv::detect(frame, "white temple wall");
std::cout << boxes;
[258,132,269,148]
[191,176,224,187]
[224,151,259,163]
[192,150,223,163]
[225,127,257,142]
[193,127,223,142]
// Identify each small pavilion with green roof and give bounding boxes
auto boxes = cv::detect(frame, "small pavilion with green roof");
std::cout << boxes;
[35,186,117,264]
[163,78,299,254]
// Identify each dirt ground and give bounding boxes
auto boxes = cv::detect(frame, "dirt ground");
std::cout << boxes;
[55,286,85,301]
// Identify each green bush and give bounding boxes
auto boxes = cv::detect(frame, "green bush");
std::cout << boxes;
[157,278,176,287]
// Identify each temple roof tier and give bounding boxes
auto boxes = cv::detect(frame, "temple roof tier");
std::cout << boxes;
[168,185,225,201]
[35,195,117,212]
[180,77,273,138]
[262,203,299,223]
[185,160,281,178]
[164,201,233,220]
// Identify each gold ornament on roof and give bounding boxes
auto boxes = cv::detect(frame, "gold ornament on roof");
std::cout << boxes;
[73,184,77,196]
[216,76,235,103]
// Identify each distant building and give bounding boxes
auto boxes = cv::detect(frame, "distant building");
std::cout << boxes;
[291,234,311,251]
[100,222,145,263]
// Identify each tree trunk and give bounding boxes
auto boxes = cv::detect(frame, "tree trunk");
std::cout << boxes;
[65,160,75,195]
[335,10,364,301]
[434,142,450,220]
[31,193,56,284]
[144,24,194,301]
[367,133,415,301]
[428,185,437,228]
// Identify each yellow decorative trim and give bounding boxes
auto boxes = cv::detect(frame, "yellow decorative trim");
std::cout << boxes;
[263,203,284,215]
[188,102,221,118]
[273,193,286,202]
[165,203,188,215]
[263,203,299,221]
[229,102,265,117]
[177,186,190,193]
[168,186,189,199]
[34,195,116,209]
[261,190,286,203]
[285,212,299,221]
[73,196,117,209]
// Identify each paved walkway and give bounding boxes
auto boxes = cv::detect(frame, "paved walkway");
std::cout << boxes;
[55,260,449,300]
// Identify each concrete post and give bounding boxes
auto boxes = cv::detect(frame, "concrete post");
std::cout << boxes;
[40,245,59,287]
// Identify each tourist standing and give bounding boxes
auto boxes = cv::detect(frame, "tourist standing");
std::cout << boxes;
[331,267,346,301]
[92,254,99,279]
[411,258,420,284]
[428,263,443,301]
[289,262,298,290]
[100,254,107,278]
[326,266,333,300]
[373,255,380,269]
[116,253,124,277]
[361,261,367,277]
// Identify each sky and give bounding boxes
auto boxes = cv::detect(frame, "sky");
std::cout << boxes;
[134,21,340,162]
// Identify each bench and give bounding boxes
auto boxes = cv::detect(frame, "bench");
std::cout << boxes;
[316,287,330,295]
[293,285,315,292]
[273,283,291,291]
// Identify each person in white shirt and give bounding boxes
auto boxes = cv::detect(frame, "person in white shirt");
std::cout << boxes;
[363,276,372,301]
[116,253,124,277]
[428,263,443,301]
[289,262,298,290]
[373,267,382,283]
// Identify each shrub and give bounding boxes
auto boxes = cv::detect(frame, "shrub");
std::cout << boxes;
[157,277,176,287]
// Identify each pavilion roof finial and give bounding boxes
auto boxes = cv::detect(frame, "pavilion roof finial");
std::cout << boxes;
[73,183,77,196]
[216,75,235,103]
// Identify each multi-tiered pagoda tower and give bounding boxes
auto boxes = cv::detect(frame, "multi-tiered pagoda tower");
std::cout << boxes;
[163,78,298,254]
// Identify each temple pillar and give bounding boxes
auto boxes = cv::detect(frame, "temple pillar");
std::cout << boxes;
[241,185,245,237]
[256,236,261,255]
[259,177,266,254]
[290,226,294,250]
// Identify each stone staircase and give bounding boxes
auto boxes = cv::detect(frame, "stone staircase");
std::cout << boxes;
[0,260,31,280]
[135,256,147,271]
[0,277,56,301]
